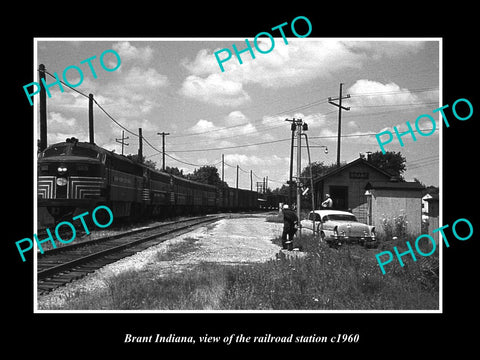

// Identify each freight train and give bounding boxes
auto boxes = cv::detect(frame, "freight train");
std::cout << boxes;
[37,138,258,225]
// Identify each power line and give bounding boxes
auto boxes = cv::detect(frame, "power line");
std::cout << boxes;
[166,101,440,149]
[43,69,90,99]
[166,87,438,140]
[169,137,291,153]
[167,98,329,140]
[93,99,139,138]
[44,70,139,139]
[348,87,438,98]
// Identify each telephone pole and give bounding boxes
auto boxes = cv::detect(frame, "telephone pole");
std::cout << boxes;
[236,164,239,190]
[250,170,253,191]
[296,119,302,238]
[236,164,239,208]
[285,117,305,240]
[328,83,350,167]
[38,64,47,152]
[157,132,170,171]
[115,130,129,155]
[222,154,225,182]
[138,128,143,163]
[89,94,94,144]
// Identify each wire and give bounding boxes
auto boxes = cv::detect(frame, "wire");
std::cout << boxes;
[43,69,90,99]
[162,153,210,168]
[349,87,438,98]
[93,99,139,138]
[44,69,140,139]
[169,137,291,153]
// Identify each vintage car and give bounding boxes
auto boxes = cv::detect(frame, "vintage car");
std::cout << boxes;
[300,209,377,248]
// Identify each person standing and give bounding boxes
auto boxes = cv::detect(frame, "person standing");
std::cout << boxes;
[281,204,298,250]
[321,193,333,208]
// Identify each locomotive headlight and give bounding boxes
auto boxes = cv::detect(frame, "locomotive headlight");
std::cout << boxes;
[57,166,68,174]
[56,177,68,186]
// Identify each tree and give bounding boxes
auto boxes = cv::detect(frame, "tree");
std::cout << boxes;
[164,166,185,178]
[300,161,343,183]
[187,166,228,188]
[125,154,158,170]
[368,151,406,180]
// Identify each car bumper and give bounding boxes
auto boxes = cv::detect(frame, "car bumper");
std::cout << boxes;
[326,235,378,248]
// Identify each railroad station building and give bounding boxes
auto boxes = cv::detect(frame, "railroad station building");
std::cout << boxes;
[313,156,424,236]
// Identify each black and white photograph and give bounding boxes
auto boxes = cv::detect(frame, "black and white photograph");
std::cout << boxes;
[7,7,478,354]
[33,37,441,312]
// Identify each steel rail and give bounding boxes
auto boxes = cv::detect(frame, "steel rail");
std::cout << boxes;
[37,215,223,284]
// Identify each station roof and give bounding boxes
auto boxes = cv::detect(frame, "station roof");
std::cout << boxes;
[365,181,424,191]
[313,157,393,184]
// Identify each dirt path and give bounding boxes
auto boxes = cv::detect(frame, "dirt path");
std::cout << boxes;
[37,216,283,309]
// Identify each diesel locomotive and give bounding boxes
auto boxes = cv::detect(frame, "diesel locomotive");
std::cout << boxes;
[37,138,258,225]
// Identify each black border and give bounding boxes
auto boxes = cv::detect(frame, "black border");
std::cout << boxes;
[7,6,478,354]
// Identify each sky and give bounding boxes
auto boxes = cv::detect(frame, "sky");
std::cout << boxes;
[35,38,441,190]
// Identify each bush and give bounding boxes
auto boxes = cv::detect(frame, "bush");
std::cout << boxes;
[381,211,410,240]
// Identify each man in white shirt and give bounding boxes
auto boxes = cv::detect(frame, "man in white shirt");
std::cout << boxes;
[321,193,333,208]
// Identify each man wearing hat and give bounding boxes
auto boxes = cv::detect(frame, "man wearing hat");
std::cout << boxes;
[281,204,298,250]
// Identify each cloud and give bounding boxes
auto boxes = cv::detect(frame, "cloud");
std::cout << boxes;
[187,112,257,140]
[179,39,427,106]
[224,154,264,165]
[347,79,421,108]
[224,153,287,166]
[190,119,220,134]
[44,112,88,144]
[179,74,250,107]
[125,66,169,89]
[84,66,169,118]
[225,110,248,126]
[346,41,425,59]
[112,41,154,64]
[181,48,220,76]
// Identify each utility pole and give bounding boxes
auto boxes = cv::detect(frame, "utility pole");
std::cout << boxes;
[236,164,239,207]
[236,165,239,189]
[328,83,350,167]
[138,128,143,163]
[115,130,129,155]
[157,132,170,171]
[285,117,313,240]
[89,94,94,144]
[302,132,316,236]
[296,118,302,240]
[289,123,295,205]
[250,170,253,191]
[222,154,225,183]
[285,118,299,206]
[38,64,47,152]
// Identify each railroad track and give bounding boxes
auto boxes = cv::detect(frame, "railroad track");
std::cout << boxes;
[37,215,223,295]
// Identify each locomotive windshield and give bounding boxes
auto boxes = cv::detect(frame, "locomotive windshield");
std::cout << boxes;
[42,144,100,159]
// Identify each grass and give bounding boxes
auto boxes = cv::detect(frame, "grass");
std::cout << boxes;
[39,231,439,311]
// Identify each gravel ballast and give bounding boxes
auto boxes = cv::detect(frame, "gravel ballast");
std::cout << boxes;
[37,216,283,309]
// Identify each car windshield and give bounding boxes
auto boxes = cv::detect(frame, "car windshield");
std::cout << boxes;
[308,213,321,221]
[324,214,357,222]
